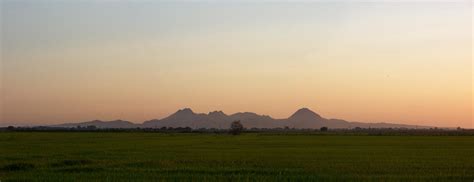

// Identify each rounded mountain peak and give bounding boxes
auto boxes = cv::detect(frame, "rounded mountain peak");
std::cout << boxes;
[289,108,322,120]
[209,111,227,116]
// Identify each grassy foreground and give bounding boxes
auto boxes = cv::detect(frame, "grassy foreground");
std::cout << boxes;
[0,132,473,181]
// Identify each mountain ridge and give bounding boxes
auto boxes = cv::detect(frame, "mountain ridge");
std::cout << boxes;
[53,108,429,129]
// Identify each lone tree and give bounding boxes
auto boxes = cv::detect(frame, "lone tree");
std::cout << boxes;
[320,126,328,132]
[230,120,244,135]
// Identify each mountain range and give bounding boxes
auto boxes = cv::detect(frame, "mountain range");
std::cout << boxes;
[53,108,427,129]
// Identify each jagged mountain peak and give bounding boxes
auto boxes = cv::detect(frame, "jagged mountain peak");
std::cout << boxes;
[162,108,199,120]
[56,107,426,129]
[176,108,194,114]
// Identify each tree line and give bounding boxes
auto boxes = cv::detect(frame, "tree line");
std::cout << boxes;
[2,122,473,136]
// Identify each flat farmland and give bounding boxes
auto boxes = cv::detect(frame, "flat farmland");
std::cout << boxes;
[1,132,473,181]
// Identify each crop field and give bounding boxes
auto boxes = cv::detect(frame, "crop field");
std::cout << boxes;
[0,132,473,181]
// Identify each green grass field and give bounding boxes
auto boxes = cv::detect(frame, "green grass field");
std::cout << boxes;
[1,132,473,181]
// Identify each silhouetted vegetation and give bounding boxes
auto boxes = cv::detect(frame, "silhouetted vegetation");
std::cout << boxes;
[230,120,244,135]
[1,125,473,136]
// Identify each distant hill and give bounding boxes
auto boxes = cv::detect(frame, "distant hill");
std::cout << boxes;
[53,120,138,129]
[52,108,428,129]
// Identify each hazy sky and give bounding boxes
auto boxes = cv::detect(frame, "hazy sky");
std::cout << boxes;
[1,0,472,127]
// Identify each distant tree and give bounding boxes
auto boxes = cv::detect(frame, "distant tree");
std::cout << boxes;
[184,127,192,132]
[7,126,15,130]
[320,127,328,132]
[230,120,244,135]
[86,125,97,130]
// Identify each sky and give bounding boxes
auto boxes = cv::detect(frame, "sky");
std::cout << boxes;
[1,0,472,128]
